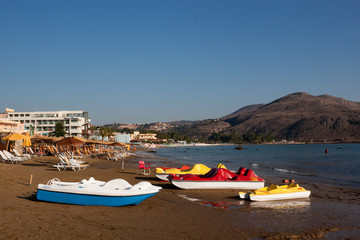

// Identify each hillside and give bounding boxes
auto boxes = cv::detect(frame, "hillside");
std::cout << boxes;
[175,92,360,142]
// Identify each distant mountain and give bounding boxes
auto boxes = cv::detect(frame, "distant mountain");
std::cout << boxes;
[174,92,360,142]
[222,104,264,120]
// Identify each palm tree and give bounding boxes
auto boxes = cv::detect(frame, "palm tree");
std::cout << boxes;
[99,127,113,141]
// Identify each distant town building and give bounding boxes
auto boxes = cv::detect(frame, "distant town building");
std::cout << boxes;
[5,108,90,137]
[114,133,131,143]
[0,119,25,134]
[130,131,157,141]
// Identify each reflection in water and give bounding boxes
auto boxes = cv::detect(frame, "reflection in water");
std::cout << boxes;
[201,201,244,209]
[178,194,202,202]
[179,193,311,211]
[250,199,311,210]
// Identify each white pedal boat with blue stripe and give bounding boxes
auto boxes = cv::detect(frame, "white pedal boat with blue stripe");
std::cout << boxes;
[36,177,161,207]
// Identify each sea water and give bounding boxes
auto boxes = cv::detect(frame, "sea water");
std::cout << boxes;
[150,143,360,188]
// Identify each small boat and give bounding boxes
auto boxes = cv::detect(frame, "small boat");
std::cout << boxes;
[169,167,265,190]
[155,165,191,180]
[155,163,226,181]
[36,177,161,207]
[239,183,311,201]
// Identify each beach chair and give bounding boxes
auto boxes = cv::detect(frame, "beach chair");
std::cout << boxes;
[13,149,31,160]
[107,152,117,161]
[53,153,88,171]
[27,147,36,156]
[0,151,25,164]
[138,161,150,175]
[59,153,86,164]
[3,150,28,162]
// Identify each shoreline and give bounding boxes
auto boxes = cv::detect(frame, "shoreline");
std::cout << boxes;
[1,153,360,239]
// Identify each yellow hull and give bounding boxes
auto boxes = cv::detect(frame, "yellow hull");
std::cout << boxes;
[239,183,311,201]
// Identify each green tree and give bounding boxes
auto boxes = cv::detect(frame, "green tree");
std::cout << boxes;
[54,121,66,137]
[99,127,113,141]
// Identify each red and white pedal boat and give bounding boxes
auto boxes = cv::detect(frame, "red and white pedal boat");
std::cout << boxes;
[168,167,265,190]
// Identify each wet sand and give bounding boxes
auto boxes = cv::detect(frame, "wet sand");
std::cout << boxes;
[1,153,360,239]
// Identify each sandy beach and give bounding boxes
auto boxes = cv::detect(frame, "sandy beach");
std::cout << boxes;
[1,152,360,240]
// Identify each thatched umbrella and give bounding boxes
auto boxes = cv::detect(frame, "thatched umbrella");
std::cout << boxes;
[56,137,84,147]
[56,137,85,157]
[111,142,125,147]
[30,134,50,141]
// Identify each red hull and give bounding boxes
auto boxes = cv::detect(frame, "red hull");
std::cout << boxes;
[169,167,264,182]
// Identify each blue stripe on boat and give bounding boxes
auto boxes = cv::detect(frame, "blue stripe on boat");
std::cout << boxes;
[36,189,157,207]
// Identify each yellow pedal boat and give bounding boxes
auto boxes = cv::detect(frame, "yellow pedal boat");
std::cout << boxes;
[155,163,226,181]
[239,183,311,201]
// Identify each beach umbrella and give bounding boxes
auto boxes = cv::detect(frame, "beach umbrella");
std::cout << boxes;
[2,133,25,141]
[47,136,64,143]
[56,137,85,158]
[30,134,54,143]
[22,133,32,147]
[111,142,124,147]
[56,137,85,147]
[2,133,26,151]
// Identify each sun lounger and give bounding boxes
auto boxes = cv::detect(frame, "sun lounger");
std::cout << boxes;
[13,149,31,160]
[3,150,28,162]
[0,151,26,164]
[27,147,36,156]
[57,153,86,164]
[53,153,89,171]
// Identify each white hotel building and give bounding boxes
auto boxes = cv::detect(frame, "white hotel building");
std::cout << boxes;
[7,109,90,137]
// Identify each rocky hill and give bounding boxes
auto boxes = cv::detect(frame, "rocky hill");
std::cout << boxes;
[174,92,360,142]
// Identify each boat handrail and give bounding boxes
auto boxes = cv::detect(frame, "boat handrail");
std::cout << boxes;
[47,178,61,186]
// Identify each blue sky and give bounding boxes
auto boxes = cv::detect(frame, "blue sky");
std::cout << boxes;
[1,0,359,125]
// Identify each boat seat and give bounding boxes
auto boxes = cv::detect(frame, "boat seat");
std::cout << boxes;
[216,163,226,169]
[288,183,300,188]
[103,179,132,190]
[267,184,279,191]
[129,181,153,191]
[202,168,218,178]
[236,167,246,176]
[229,176,238,181]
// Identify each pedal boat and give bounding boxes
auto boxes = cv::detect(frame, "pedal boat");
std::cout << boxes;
[239,183,311,201]
[36,177,161,207]
[155,163,226,181]
[169,167,265,190]
[155,165,191,180]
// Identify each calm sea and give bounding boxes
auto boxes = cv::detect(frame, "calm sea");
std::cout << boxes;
[146,143,360,188]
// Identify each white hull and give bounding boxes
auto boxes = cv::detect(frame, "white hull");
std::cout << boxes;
[171,180,265,190]
[37,177,162,207]
[155,173,170,181]
[249,191,311,202]
[38,178,161,197]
